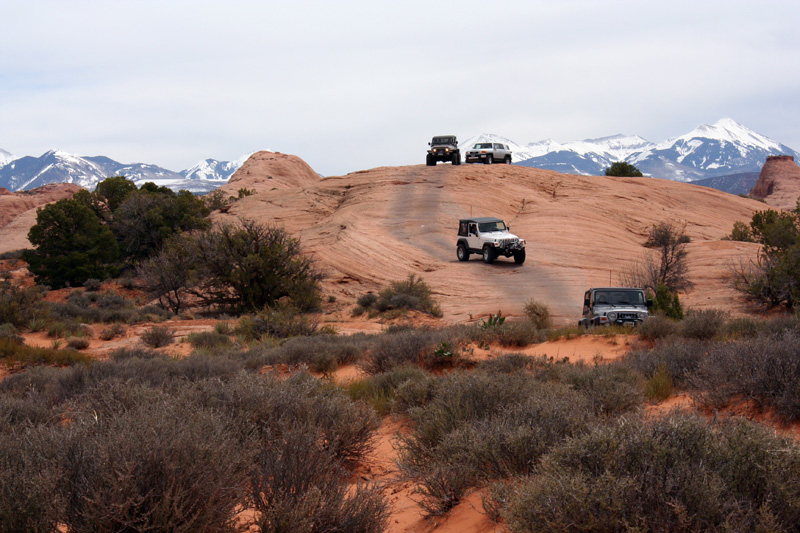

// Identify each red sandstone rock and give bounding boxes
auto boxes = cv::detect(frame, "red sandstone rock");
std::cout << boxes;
[750,155,800,210]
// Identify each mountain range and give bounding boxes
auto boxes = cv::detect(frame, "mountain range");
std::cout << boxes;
[461,118,800,186]
[2,118,797,194]
[0,150,252,194]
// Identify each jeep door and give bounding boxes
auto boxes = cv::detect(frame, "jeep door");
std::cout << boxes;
[466,223,482,250]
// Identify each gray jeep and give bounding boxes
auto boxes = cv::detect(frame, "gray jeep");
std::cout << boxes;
[578,287,652,328]
[456,217,526,264]
[427,135,461,166]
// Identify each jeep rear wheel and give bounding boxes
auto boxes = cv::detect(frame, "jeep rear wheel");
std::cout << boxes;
[504,155,511,164]
[514,249,526,264]
[457,243,469,262]
[482,245,495,264]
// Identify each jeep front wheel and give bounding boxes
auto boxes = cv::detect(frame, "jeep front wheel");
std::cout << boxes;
[452,153,460,165]
[513,249,526,264]
[484,156,493,165]
[482,245,495,264]
[426,154,435,166]
[457,243,469,262]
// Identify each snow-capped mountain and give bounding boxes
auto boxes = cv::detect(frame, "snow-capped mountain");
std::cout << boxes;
[498,118,799,182]
[0,148,14,167]
[0,149,252,193]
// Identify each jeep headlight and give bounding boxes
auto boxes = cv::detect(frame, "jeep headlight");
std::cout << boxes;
[608,312,617,321]
[639,312,648,319]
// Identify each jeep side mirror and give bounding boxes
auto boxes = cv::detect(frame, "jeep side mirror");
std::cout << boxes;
[646,299,653,307]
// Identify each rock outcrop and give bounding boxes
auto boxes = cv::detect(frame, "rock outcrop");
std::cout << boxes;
[222,151,321,194]
[750,155,800,209]
[0,183,83,253]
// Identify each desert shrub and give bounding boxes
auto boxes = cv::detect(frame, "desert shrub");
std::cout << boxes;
[649,283,684,319]
[0,323,24,344]
[369,274,442,317]
[140,325,174,348]
[679,308,728,340]
[235,304,318,340]
[604,161,643,177]
[356,292,378,309]
[0,337,90,367]
[82,278,102,291]
[187,330,233,352]
[540,362,645,417]
[345,365,436,415]
[501,412,800,532]
[65,337,89,350]
[523,298,552,329]
[623,337,707,389]
[398,373,597,513]
[479,353,539,374]
[0,279,49,329]
[109,347,164,361]
[49,289,151,324]
[728,220,754,242]
[249,424,388,532]
[489,320,546,347]
[278,334,366,368]
[644,363,673,401]
[359,327,460,374]
[0,425,64,532]
[636,314,678,341]
[99,323,126,340]
[59,396,250,532]
[690,332,800,420]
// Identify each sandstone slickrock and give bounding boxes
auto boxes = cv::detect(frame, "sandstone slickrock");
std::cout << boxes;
[750,155,800,210]
[0,183,83,253]
[216,152,765,325]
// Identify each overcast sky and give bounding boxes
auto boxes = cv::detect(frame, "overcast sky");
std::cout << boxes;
[2,0,799,176]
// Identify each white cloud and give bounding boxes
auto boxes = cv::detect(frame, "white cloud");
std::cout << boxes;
[1,0,799,175]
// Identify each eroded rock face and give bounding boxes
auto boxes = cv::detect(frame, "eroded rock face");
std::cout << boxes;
[750,155,800,209]
[0,183,83,253]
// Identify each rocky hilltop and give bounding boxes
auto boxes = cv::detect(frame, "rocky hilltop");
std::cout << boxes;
[215,153,765,325]
[0,183,83,253]
[750,155,800,210]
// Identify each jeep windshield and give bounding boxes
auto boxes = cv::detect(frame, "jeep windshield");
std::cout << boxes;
[432,137,455,145]
[472,143,493,149]
[594,290,645,306]
[478,221,506,232]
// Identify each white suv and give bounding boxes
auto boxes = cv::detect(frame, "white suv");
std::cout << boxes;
[456,217,526,264]
[465,143,512,164]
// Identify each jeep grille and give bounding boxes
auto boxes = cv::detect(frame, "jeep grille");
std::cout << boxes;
[618,312,639,321]
[498,238,518,247]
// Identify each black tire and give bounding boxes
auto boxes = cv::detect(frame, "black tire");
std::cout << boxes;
[452,153,461,165]
[504,155,512,164]
[482,245,495,264]
[514,249,526,265]
[484,155,493,165]
[426,154,435,166]
[457,243,469,262]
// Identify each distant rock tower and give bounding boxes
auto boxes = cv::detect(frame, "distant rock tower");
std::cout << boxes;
[750,155,800,209]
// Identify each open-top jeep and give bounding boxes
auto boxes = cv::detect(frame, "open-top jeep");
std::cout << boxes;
[456,217,526,264]
[578,287,652,328]
[427,135,461,166]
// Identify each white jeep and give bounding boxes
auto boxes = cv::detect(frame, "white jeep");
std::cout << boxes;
[578,287,652,328]
[456,217,526,264]
[465,143,512,164]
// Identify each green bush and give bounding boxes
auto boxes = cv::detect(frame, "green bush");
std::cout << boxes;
[604,161,643,177]
[65,337,90,350]
[365,274,442,317]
